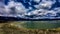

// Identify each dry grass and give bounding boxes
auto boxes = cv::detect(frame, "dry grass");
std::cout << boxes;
[0,23,60,34]
[0,21,60,34]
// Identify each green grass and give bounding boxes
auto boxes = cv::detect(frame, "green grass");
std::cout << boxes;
[0,21,60,34]
[21,21,60,29]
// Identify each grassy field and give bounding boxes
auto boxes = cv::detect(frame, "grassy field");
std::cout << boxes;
[0,21,60,34]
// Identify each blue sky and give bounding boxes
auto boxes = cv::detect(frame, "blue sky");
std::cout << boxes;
[0,0,60,19]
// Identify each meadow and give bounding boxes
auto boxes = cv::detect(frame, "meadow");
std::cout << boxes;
[0,21,60,34]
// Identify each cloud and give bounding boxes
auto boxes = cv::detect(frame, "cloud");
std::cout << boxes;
[33,0,41,3]
[0,0,60,19]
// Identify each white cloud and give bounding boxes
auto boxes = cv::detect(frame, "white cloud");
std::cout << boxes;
[33,0,41,3]
[0,0,60,19]
[8,1,15,8]
[15,2,27,15]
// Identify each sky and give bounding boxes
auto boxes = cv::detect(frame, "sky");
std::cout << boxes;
[0,0,60,19]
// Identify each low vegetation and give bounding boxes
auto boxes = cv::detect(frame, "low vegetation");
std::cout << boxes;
[0,21,60,34]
